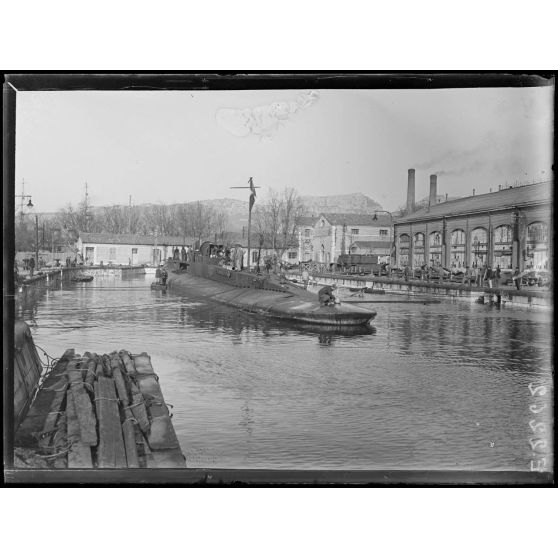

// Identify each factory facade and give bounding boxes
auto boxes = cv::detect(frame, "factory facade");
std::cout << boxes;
[393,170,552,272]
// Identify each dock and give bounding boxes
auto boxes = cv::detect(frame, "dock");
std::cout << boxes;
[14,346,185,469]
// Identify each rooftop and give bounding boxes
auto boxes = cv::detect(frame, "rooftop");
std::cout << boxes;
[319,212,393,227]
[78,233,192,246]
[398,181,552,223]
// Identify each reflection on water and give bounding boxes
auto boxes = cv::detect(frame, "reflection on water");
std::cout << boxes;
[16,273,553,471]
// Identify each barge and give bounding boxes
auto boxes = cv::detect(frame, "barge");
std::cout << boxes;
[14,322,185,469]
[166,242,376,326]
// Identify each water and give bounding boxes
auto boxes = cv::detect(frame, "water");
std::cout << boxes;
[16,272,554,471]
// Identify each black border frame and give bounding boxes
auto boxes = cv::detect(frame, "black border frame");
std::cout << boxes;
[2,72,555,487]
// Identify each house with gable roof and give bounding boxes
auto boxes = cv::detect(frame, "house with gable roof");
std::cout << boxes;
[299,213,393,265]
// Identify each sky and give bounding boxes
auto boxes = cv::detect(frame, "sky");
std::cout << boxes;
[14,85,554,214]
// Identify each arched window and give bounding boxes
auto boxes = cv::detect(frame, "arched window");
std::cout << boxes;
[399,234,410,267]
[412,232,425,267]
[470,227,488,267]
[450,229,466,269]
[526,222,549,269]
[429,231,442,265]
[493,225,513,269]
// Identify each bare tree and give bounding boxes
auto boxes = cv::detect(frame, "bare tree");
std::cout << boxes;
[212,210,230,243]
[252,206,269,271]
[101,205,128,234]
[279,187,305,260]
[263,188,282,253]
[14,217,35,251]
[141,203,178,236]
[187,202,214,246]
[126,205,142,234]
[248,187,305,270]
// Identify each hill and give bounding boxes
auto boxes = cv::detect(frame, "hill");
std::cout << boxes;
[33,193,384,232]
[300,193,382,217]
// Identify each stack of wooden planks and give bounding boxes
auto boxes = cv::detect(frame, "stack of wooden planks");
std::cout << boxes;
[14,349,185,469]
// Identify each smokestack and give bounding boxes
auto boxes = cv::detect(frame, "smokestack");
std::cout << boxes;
[407,169,415,214]
[429,174,437,206]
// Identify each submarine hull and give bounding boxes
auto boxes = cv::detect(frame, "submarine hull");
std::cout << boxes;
[166,265,376,326]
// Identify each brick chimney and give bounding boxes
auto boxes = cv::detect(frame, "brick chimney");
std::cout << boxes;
[429,174,437,206]
[407,169,415,214]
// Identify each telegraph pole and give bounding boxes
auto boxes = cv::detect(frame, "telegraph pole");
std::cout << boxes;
[84,182,89,232]
[20,178,25,219]
[35,215,39,270]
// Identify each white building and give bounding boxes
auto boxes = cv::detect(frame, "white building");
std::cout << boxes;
[298,213,393,264]
[76,233,192,266]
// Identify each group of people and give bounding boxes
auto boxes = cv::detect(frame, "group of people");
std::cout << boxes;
[172,247,188,262]
[461,264,502,288]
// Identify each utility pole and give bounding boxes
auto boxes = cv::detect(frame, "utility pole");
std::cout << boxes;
[16,179,33,222]
[35,215,39,269]
[128,195,132,234]
[20,178,25,219]
[84,182,89,232]
[230,177,261,272]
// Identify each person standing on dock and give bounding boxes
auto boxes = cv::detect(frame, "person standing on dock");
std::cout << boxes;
[462,266,470,285]
[480,263,487,287]
[486,266,493,288]
[493,265,501,289]
[29,256,35,277]
[513,267,521,290]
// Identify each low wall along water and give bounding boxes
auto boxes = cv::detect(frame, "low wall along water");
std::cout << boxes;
[286,272,552,309]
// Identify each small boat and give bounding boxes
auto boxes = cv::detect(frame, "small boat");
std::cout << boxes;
[348,287,386,295]
[151,281,167,291]
[71,274,94,282]
[166,241,377,326]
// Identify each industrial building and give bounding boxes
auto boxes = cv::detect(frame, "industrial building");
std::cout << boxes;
[393,170,552,272]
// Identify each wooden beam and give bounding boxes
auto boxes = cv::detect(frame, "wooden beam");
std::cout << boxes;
[96,376,126,468]
[119,350,136,376]
[130,393,151,434]
[66,390,93,468]
[122,420,140,468]
[110,353,129,406]
[67,362,97,446]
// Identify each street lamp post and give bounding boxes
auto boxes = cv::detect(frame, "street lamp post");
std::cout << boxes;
[15,194,33,221]
[35,215,39,271]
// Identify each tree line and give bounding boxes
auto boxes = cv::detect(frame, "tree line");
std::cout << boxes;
[15,201,230,252]
[15,188,306,257]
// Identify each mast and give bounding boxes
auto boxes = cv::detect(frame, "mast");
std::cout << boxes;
[229,177,260,272]
[247,177,255,271]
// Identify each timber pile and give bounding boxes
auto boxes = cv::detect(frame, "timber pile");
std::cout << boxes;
[14,349,185,469]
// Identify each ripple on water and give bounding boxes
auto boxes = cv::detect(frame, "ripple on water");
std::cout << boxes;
[17,274,554,471]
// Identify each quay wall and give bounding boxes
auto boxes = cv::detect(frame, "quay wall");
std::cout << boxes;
[285,272,552,310]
